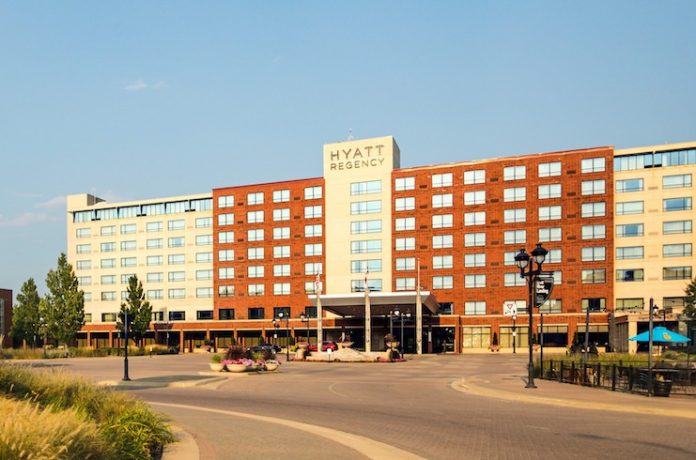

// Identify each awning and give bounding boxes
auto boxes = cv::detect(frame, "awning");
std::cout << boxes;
[629,326,691,343]
[309,291,440,317]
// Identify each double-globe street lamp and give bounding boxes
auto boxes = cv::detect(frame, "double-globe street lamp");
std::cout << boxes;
[273,312,290,361]
[514,243,548,390]
[299,312,310,345]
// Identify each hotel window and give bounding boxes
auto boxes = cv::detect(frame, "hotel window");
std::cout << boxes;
[582,224,605,240]
[433,255,453,269]
[616,201,644,215]
[168,310,186,321]
[538,161,561,177]
[503,252,516,266]
[581,202,606,218]
[100,242,115,252]
[395,197,415,211]
[539,205,562,221]
[664,243,692,257]
[306,205,324,218]
[351,279,383,292]
[396,278,416,291]
[273,189,290,203]
[300,243,321,257]
[100,226,116,236]
[247,210,264,223]
[464,169,485,185]
[77,276,92,286]
[76,228,91,238]
[503,166,526,181]
[196,252,212,263]
[433,234,453,249]
[617,269,644,282]
[273,208,290,221]
[116,242,133,253]
[121,257,136,268]
[465,301,486,315]
[196,269,212,281]
[248,266,265,278]
[147,290,163,300]
[166,201,188,214]
[197,309,214,319]
[582,269,606,284]
[351,201,380,215]
[101,311,117,320]
[146,255,162,266]
[274,283,291,295]
[538,227,562,242]
[218,195,234,208]
[146,272,162,283]
[101,258,116,269]
[395,217,415,231]
[146,221,162,232]
[504,187,526,202]
[504,230,526,244]
[616,223,643,237]
[616,246,644,260]
[273,227,290,240]
[351,180,382,195]
[396,257,416,271]
[304,186,322,200]
[120,223,136,234]
[581,157,605,173]
[538,184,562,199]
[546,249,562,264]
[168,220,184,231]
[168,271,185,282]
[395,177,415,191]
[664,220,692,235]
[196,217,212,228]
[218,231,234,243]
[146,238,162,249]
[100,275,116,285]
[351,220,382,234]
[248,247,264,260]
[465,274,486,288]
[616,298,642,311]
[168,237,185,248]
[582,298,606,312]
[663,174,692,189]
[351,259,382,273]
[167,289,185,299]
[351,240,382,254]
[76,244,91,254]
[248,284,265,296]
[218,250,234,262]
[664,197,692,212]
[664,297,687,310]
[304,262,322,275]
[433,173,453,187]
[218,286,235,298]
[582,180,606,195]
[305,224,322,237]
[432,276,453,289]
[463,212,484,226]
[433,214,454,228]
[274,246,290,258]
[196,234,213,246]
[247,192,264,205]
[504,273,525,287]
[248,229,264,241]
[465,232,486,247]
[396,238,416,251]
[616,178,644,193]
[218,213,234,226]
[248,307,265,319]
[464,190,486,205]
[551,271,562,285]
[464,253,486,268]
[582,247,606,262]
[432,193,453,208]
[663,266,692,280]
[168,254,185,265]
[504,208,526,223]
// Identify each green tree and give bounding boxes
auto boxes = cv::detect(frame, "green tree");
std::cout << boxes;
[44,253,85,346]
[118,275,152,347]
[684,276,696,320]
[10,278,43,347]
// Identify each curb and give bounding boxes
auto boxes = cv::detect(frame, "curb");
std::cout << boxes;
[451,377,696,420]
[162,425,200,460]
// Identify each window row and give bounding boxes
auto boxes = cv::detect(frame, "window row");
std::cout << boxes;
[217,186,322,208]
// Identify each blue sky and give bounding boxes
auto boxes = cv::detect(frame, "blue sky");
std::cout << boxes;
[1,1,695,295]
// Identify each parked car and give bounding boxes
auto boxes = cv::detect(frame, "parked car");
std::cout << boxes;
[248,343,281,354]
[308,341,338,352]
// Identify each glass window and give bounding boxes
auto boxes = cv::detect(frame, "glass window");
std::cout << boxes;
[432,255,453,269]
[464,191,486,205]
[351,180,382,195]
[146,221,162,233]
[248,284,265,296]
[247,229,264,242]
[663,266,692,280]
[581,202,606,218]
[504,230,526,244]
[219,231,235,243]
[273,208,290,221]
[663,220,692,235]
[395,217,415,231]
[168,289,186,300]
[100,226,116,236]
[248,247,264,260]
[539,205,562,221]
[616,178,644,193]
[351,201,380,215]
[146,255,162,266]
[146,290,163,300]
[432,276,453,289]
[503,166,525,181]
[248,307,265,319]
[433,173,454,187]
[120,257,136,267]
[273,283,291,295]
[581,157,605,173]
[304,262,322,275]
[168,236,185,248]
[273,227,290,240]
[538,162,561,177]
[120,224,136,234]
[538,184,562,199]
[396,238,416,251]
[464,302,487,316]
[195,217,212,228]
[504,187,525,202]
[663,197,692,212]
[274,246,290,258]
[168,254,185,265]
[100,258,116,268]
[305,243,322,256]
[538,227,562,242]
[76,228,91,238]
[146,272,162,283]
[546,249,562,263]
[503,252,516,266]
[218,286,235,298]
[465,232,486,247]
[168,271,185,282]
[273,189,290,203]
[304,186,322,200]
[464,170,485,185]
[663,243,692,257]
[196,269,212,280]
[305,205,322,219]
[351,259,382,273]
[168,219,184,231]
[433,214,454,228]
[582,225,605,240]
[305,224,322,237]
[463,212,485,226]
[616,201,644,215]
[218,195,234,208]
[616,269,644,282]
[581,269,606,284]
[616,223,644,237]
[395,177,415,191]
[432,194,453,208]
[616,246,644,260]
[396,257,416,271]
[464,253,486,268]
[247,192,264,205]
[395,197,415,211]
[663,174,692,189]
[395,278,416,291]
[582,180,606,195]
[350,240,382,254]
[100,275,115,285]
[100,242,115,252]
[248,266,265,278]
[218,213,234,226]
[273,264,291,277]
[351,220,382,234]
[247,210,264,223]
[76,260,91,270]
[465,274,486,288]
[504,273,525,287]
[350,279,383,293]
[581,298,606,312]
[433,234,453,249]
[76,244,91,254]
[582,247,605,261]
[504,208,526,223]
[616,298,643,311]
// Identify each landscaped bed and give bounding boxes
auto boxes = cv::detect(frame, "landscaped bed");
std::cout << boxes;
[0,363,173,459]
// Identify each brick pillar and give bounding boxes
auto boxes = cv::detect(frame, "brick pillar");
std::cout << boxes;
[86,332,91,348]
[179,330,185,353]
[108,331,113,348]
[455,316,462,354]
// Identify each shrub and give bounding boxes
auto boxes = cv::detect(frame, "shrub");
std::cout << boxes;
[224,344,248,361]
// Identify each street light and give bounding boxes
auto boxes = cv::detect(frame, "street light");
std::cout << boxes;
[300,312,310,345]
[274,312,290,361]
[400,312,411,354]
[648,298,660,397]
[512,313,517,354]
[122,308,130,382]
[515,243,548,389]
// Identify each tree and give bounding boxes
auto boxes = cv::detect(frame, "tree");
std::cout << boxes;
[10,278,43,347]
[684,276,696,320]
[118,275,152,347]
[44,253,85,346]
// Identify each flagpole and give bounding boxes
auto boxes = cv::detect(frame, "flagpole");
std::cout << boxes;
[416,257,423,354]
[364,269,371,353]
[315,272,323,348]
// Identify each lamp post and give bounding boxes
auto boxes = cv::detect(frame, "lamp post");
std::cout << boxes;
[400,312,411,354]
[275,312,290,361]
[647,298,659,397]
[300,313,310,344]
[514,243,548,389]
[512,314,517,354]
[123,308,130,382]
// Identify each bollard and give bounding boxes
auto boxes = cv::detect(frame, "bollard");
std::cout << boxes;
[611,364,617,391]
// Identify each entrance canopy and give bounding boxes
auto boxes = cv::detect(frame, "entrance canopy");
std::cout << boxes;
[309,291,440,317]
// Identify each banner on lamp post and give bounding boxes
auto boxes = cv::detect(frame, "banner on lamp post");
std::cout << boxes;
[534,276,554,307]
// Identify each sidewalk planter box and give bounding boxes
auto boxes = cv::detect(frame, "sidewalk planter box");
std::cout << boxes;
[653,380,673,397]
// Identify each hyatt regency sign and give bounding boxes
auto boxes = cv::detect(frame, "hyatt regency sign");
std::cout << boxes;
[328,144,387,171]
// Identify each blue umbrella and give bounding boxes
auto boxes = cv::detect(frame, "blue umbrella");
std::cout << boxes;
[629,326,691,343]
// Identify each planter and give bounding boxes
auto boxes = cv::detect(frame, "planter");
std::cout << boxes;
[386,341,400,350]
[265,361,280,371]
[490,345,500,353]
[338,342,354,349]
[209,363,225,372]
[653,380,673,397]
[225,363,249,373]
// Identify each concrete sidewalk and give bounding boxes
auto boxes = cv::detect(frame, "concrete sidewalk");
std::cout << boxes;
[453,371,696,419]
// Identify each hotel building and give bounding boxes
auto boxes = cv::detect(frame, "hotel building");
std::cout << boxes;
[67,136,694,353]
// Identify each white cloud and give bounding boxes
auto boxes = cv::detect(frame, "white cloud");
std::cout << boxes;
[0,212,52,228]
[35,195,67,209]
[124,79,167,92]
[151,81,167,90]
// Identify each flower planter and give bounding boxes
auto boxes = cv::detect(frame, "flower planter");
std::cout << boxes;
[265,361,280,371]
[226,363,249,373]
[209,363,225,372]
